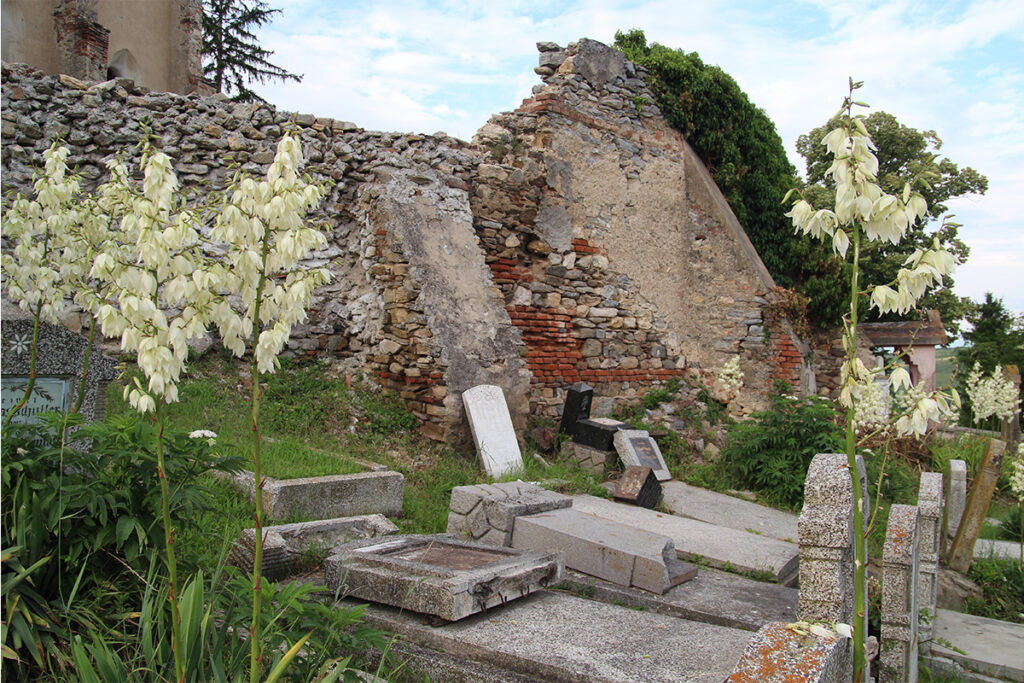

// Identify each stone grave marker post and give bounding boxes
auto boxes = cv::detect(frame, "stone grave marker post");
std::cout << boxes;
[798,452,869,680]
[462,385,524,479]
[944,459,967,546]
[880,504,920,683]
[916,472,942,645]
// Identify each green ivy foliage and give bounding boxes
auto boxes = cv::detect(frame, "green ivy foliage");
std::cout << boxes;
[614,30,842,324]
[722,387,844,509]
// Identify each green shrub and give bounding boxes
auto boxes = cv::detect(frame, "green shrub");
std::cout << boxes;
[722,390,843,509]
[964,557,1024,623]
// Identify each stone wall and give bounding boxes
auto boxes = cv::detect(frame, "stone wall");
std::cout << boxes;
[2,37,816,440]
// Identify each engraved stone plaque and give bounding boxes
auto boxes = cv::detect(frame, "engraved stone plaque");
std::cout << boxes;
[613,429,671,481]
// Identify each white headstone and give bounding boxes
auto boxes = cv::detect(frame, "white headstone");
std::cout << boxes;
[463,385,523,479]
[613,429,671,481]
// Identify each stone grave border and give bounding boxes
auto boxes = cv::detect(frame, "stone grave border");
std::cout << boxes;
[224,468,404,521]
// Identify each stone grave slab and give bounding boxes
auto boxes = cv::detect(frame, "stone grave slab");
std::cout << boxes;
[929,609,1024,682]
[512,507,695,594]
[324,534,562,621]
[572,495,800,586]
[613,429,671,481]
[1,319,118,424]
[230,514,398,579]
[661,481,799,542]
[558,382,593,437]
[572,416,625,451]
[462,385,523,479]
[614,465,661,509]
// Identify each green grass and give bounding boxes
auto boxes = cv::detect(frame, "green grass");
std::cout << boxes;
[935,346,958,389]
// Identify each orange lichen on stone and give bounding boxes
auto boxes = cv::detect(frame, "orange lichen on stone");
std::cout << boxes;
[728,622,840,683]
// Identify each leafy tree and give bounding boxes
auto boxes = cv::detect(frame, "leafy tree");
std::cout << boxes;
[797,112,988,336]
[202,0,301,103]
[614,29,845,325]
[956,293,1024,421]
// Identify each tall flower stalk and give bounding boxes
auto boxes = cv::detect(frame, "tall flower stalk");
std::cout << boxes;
[209,133,330,682]
[785,81,959,681]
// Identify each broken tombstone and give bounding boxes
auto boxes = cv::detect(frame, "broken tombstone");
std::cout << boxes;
[572,416,625,451]
[558,382,593,437]
[613,429,671,481]
[324,534,562,621]
[614,465,662,509]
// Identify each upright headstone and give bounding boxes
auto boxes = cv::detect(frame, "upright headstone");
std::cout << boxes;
[462,385,523,479]
[798,453,869,678]
[881,504,920,683]
[558,382,593,437]
[1,320,118,424]
[945,459,967,544]
[917,472,943,645]
[613,429,671,481]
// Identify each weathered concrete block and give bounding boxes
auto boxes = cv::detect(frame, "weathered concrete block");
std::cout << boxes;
[324,534,563,621]
[945,460,967,543]
[881,504,920,683]
[228,470,405,521]
[727,622,850,683]
[446,481,572,546]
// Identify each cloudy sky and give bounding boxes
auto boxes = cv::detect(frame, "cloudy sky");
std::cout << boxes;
[251,0,1024,323]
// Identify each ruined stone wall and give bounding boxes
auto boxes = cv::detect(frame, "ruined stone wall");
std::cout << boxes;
[1,61,529,442]
[2,37,816,439]
[471,40,812,417]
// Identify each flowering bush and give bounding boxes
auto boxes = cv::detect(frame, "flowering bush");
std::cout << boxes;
[710,356,743,403]
[964,362,1020,426]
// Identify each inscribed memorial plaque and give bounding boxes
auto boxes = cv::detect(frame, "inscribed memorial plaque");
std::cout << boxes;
[0,376,71,424]
[613,429,671,481]
[463,384,523,479]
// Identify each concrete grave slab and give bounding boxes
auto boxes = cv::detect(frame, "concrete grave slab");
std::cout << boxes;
[324,534,562,622]
[930,609,1024,682]
[463,384,524,479]
[230,514,398,580]
[613,429,671,481]
[512,507,695,594]
[227,469,404,521]
[661,481,799,542]
[572,495,799,585]
[354,589,753,683]
[973,538,1022,561]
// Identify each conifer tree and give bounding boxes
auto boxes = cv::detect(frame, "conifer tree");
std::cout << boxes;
[202,0,301,103]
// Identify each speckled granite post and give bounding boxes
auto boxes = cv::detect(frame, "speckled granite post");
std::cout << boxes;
[881,504,920,683]
[917,472,942,644]
[798,453,868,679]
[728,622,848,682]
[446,481,572,546]
[945,460,967,545]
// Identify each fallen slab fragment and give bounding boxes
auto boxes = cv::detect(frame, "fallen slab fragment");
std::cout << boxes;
[572,495,799,585]
[353,590,752,683]
[973,538,1022,562]
[727,621,849,683]
[558,565,798,632]
[230,514,398,580]
[324,534,562,622]
[512,507,695,594]
[661,481,799,542]
[928,609,1024,682]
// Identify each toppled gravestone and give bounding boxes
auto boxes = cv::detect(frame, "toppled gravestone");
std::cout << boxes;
[324,534,563,621]
[446,481,572,546]
[230,515,398,580]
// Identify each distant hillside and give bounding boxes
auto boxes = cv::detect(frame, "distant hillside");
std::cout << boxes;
[936,347,958,389]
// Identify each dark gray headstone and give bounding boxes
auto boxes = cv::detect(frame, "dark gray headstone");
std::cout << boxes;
[558,382,593,436]
[614,466,661,509]
[1,320,118,424]
[572,417,625,451]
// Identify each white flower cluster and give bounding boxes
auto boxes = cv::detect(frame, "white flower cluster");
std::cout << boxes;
[711,356,743,403]
[839,358,889,432]
[1010,443,1024,503]
[784,115,956,316]
[965,362,1020,425]
[2,135,329,416]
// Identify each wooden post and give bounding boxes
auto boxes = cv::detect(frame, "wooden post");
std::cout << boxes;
[947,365,1020,573]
